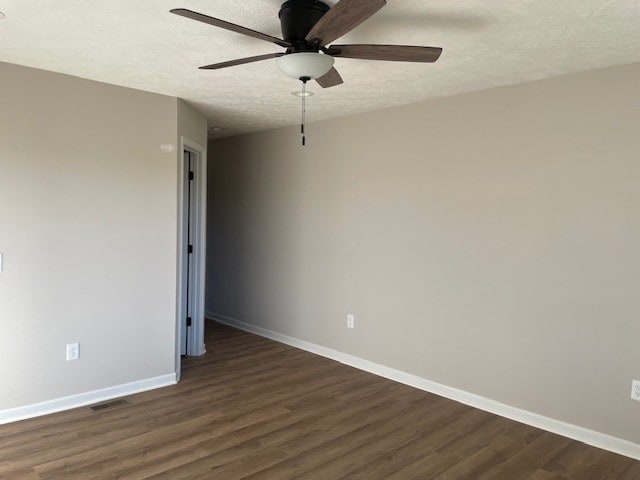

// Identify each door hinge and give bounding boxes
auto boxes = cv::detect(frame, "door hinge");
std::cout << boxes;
[189,171,194,181]
[188,244,193,254]
[186,317,192,327]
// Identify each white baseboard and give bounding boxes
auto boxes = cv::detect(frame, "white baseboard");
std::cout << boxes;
[0,373,177,425]
[210,313,640,461]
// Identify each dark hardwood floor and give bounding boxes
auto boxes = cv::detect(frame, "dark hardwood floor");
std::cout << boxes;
[1,320,639,479]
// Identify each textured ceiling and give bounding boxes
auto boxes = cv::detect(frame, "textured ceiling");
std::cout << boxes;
[1,0,639,138]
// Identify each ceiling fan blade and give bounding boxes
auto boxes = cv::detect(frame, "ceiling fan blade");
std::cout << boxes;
[200,53,284,70]
[170,8,290,48]
[315,67,344,88]
[305,0,387,47]
[328,44,443,63]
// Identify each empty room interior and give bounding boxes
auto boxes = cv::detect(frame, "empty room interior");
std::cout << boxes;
[1,0,639,478]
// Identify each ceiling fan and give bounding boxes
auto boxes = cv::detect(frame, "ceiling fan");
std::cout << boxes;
[171,0,443,143]
[171,0,442,86]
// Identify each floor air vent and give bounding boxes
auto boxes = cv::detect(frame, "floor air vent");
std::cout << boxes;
[89,399,130,412]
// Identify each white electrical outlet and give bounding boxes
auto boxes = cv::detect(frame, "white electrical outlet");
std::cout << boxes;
[347,314,355,329]
[632,380,640,401]
[66,343,79,361]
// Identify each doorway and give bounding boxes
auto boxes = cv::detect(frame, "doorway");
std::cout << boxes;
[177,138,207,375]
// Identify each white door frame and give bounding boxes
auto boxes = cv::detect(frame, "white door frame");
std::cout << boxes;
[175,136,207,379]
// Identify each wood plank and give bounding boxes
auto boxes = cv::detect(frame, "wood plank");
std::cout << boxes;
[0,320,637,480]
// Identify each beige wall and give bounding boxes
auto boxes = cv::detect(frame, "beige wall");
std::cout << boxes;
[207,62,640,444]
[0,62,205,411]
[178,99,208,150]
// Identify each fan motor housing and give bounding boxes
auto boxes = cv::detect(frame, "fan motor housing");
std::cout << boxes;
[279,0,330,48]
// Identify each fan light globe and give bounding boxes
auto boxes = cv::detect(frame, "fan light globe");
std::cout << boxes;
[277,52,334,80]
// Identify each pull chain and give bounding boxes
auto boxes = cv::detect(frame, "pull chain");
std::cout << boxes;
[300,77,310,146]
